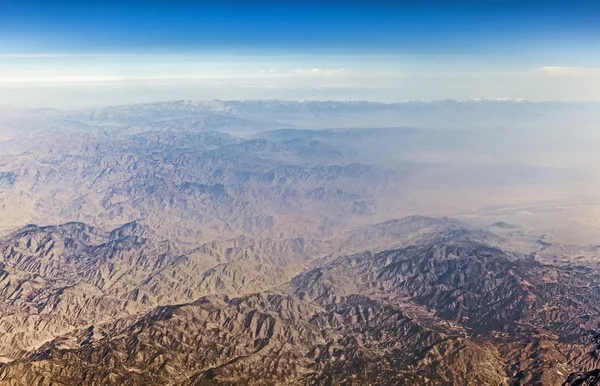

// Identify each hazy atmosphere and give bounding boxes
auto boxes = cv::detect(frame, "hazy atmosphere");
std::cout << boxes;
[1,1,600,385]
[2,0,600,106]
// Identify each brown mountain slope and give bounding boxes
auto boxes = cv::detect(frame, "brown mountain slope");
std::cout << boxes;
[2,238,600,385]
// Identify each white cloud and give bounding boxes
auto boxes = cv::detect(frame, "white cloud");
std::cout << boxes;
[0,67,404,84]
[538,66,600,76]
[0,75,130,83]
[291,68,350,76]
[258,68,404,77]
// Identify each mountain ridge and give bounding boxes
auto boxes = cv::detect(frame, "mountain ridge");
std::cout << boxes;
[1,221,599,385]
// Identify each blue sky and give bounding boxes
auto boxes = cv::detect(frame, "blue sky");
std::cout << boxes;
[0,0,599,106]
[2,0,599,57]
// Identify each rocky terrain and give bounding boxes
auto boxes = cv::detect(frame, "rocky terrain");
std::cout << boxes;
[0,100,599,385]
[1,218,600,385]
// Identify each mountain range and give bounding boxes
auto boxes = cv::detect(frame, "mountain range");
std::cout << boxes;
[0,100,599,385]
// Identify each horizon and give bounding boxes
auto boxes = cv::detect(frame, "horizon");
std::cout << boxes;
[1,0,599,107]
[2,97,599,112]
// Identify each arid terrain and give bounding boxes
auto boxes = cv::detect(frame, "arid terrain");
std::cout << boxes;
[0,99,599,385]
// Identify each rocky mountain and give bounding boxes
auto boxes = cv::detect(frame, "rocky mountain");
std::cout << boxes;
[1,225,600,385]
[0,128,379,242]
[0,99,599,385]
[0,215,502,361]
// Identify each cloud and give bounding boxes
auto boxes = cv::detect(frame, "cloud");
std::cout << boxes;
[0,54,67,58]
[0,75,131,83]
[0,67,404,84]
[538,66,600,76]
[257,68,361,76]
[291,68,351,76]
[259,68,403,77]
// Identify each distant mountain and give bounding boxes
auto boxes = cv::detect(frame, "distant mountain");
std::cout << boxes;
[80,99,600,126]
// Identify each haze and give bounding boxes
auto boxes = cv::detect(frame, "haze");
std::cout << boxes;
[1,1,600,385]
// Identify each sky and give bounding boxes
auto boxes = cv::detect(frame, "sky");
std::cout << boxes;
[0,0,599,107]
